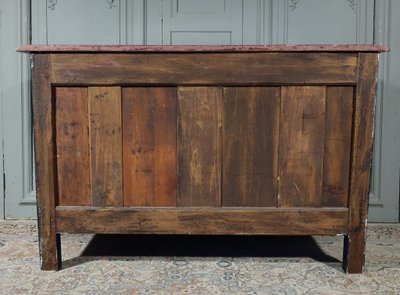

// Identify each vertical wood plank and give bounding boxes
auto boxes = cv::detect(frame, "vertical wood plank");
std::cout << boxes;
[178,87,222,207]
[222,87,280,207]
[323,87,354,207]
[122,88,177,207]
[279,86,326,207]
[55,88,91,206]
[32,54,60,270]
[345,53,379,274]
[89,87,123,207]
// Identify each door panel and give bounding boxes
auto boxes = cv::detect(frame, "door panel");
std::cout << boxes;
[161,0,243,45]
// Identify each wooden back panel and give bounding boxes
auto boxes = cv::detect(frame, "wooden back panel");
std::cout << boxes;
[52,51,357,208]
[55,85,353,208]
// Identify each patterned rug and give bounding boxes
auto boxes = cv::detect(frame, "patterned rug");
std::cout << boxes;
[0,220,399,294]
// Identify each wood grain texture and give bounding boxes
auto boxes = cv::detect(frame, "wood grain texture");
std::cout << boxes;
[32,54,60,270]
[279,86,326,207]
[222,87,280,207]
[323,87,354,207]
[345,53,379,274]
[122,88,177,207]
[50,53,358,85]
[88,87,123,207]
[178,87,222,207]
[55,88,91,206]
[56,207,348,235]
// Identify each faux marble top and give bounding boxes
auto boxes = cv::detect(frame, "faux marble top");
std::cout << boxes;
[17,44,388,53]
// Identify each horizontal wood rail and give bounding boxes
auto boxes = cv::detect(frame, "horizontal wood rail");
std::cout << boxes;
[49,53,358,85]
[56,206,348,235]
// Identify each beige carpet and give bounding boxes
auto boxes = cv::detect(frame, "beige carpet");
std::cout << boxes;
[0,220,399,294]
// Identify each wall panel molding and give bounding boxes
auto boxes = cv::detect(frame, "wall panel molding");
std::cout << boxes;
[368,0,400,222]
[271,0,287,44]
[47,0,57,10]
[270,0,373,44]
[288,0,299,11]
[369,0,389,209]
[145,0,163,44]
[1,0,36,218]
[0,2,4,219]
[347,0,357,12]
[160,0,243,45]
[287,0,359,13]
[32,0,129,45]
[356,0,374,43]
[129,0,144,44]
[20,0,36,207]
[242,0,272,45]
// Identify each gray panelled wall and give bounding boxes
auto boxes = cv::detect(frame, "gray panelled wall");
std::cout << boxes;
[0,0,33,219]
[0,0,399,221]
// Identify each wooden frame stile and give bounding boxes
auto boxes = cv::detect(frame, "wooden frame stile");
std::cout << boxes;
[344,53,379,273]
[31,54,61,270]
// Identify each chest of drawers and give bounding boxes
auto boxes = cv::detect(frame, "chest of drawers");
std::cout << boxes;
[18,44,387,273]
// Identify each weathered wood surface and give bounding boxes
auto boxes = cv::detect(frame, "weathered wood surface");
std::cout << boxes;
[49,53,358,85]
[123,88,177,206]
[178,87,222,206]
[56,207,349,235]
[323,87,353,207]
[32,54,60,270]
[345,53,379,274]
[55,88,91,206]
[279,86,326,207]
[88,87,123,207]
[222,87,280,207]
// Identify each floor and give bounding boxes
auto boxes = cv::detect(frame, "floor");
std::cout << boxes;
[0,221,399,295]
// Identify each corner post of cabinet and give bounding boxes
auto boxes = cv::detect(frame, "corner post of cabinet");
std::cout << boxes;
[31,53,61,270]
[344,52,379,274]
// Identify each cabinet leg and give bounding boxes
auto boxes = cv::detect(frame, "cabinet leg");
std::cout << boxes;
[39,231,62,271]
[342,230,366,274]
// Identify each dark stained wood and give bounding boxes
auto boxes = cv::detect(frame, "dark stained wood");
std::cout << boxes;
[49,53,358,85]
[31,54,60,270]
[178,87,222,207]
[279,86,326,207]
[122,88,177,207]
[55,88,91,206]
[344,53,379,274]
[56,206,348,235]
[222,87,280,207]
[18,44,389,53]
[323,87,354,207]
[88,87,123,207]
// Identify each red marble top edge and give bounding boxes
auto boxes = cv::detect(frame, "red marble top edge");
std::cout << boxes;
[17,44,389,53]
